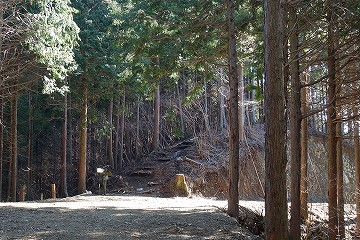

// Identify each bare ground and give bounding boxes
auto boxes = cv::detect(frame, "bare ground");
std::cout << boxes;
[0,194,264,240]
[1,193,359,239]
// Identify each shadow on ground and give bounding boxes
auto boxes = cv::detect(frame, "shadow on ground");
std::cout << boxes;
[0,195,261,240]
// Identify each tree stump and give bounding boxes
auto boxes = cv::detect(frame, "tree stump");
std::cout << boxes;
[174,174,190,197]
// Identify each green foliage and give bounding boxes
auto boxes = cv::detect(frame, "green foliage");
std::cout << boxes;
[26,0,79,94]
[113,0,227,98]
[112,0,265,105]
[70,0,120,100]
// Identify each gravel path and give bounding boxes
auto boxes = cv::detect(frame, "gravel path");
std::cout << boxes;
[0,194,263,240]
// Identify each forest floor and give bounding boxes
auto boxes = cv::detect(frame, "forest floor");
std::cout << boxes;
[0,194,263,240]
[0,194,358,240]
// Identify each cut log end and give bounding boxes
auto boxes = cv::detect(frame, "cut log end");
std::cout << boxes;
[174,174,190,197]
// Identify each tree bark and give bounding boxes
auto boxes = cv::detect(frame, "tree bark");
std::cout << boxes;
[7,137,12,201]
[108,95,114,169]
[327,1,338,238]
[226,0,239,220]
[60,93,68,198]
[11,93,18,202]
[119,94,125,170]
[238,64,244,141]
[135,96,140,159]
[0,94,3,201]
[78,86,88,194]
[264,0,288,239]
[27,92,33,200]
[152,85,160,150]
[336,121,345,239]
[114,100,120,170]
[219,68,227,133]
[203,79,210,133]
[176,82,185,136]
[300,76,309,221]
[289,3,301,239]
[354,107,360,233]
[0,3,3,202]
[68,94,73,166]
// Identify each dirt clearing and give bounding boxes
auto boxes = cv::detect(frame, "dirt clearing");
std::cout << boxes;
[0,194,263,240]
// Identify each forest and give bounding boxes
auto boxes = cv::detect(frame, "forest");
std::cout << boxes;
[1,0,360,239]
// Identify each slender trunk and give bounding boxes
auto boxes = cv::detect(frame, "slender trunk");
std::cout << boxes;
[114,100,120,170]
[219,68,227,133]
[238,64,244,141]
[8,136,12,201]
[27,92,32,200]
[135,97,140,159]
[52,124,57,190]
[11,93,18,202]
[336,121,345,239]
[39,139,44,198]
[68,94,73,166]
[78,86,88,194]
[354,107,360,232]
[327,2,338,238]
[108,95,114,169]
[0,2,2,57]
[289,4,301,239]
[0,94,3,201]
[119,94,125,170]
[264,0,288,239]
[249,78,256,125]
[60,93,68,198]
[176,82,185,136]
[153,85,160,150]
[300,76,309,221]
[203,79,210,133]
[0,1,3,201]
[226,0,239,220]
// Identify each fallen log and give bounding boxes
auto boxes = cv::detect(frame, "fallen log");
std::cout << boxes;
[182,156,202,165]
[132,170,153,176]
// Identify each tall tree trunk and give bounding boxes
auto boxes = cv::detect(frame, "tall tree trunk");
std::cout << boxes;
[264,0,288,239]
[114,100,120,170]
[176,82,185,136]
[0,94,3,201]
[327,1,338,238]
[289,3,301,239]
[238,64,244,141]
[203,79,210,133]
[336,121,345,239]
[354,108,360,233]
[226,0,239,220]
[27,92,32,200]
[219,68,227,133]
[135,96,140,160]
[60,93,68,198]
[119,94,125,170]
[300,76,309,221]
[7,137,12,201]
[108,95,114,169]
[78,86,88,194]
[68,94,73,166]
[11,93,18,202]
[0,0,3,202]
[152,85,160,150]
